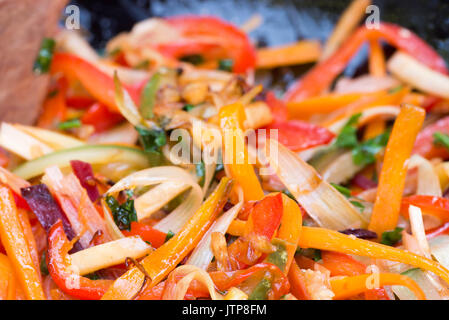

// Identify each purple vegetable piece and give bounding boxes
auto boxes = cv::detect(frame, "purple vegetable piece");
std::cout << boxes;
[339,228,378,240]
[21,184,83,252]
[70,160,100,202]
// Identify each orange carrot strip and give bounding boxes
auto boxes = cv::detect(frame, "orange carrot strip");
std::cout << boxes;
[321,0,372,60]
[257,41,322,69]
[0,187,44,299]
[277,194,302,273]
[37,87,67,129]
[102,178,232,300]
[16,209,40,276]
[330,273,425,300]
[368,104,425,236]
[363,119,386,141]
[286,91,385,120]
[368,40,386,77]
[298,226,449,285]
[0,253,16,300]
[219,102,264,201]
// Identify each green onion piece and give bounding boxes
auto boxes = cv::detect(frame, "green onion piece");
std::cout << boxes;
[182,104,196,112]
[330,183,351,198]
[33,38,56,74]
[57,118,81,130]
[140,73,161,119]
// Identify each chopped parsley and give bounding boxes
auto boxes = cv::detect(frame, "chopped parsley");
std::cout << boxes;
[433,132,449,151]
[135,126,167,154]
[180,54,204,65]
[105,194,137,231]
[165,230,175,242]
[335,113,361,149]
[182,104,196,112]
[381,227,403,246]
[218,59,234,72]
[352,130,390,166]
[33,38,56,74]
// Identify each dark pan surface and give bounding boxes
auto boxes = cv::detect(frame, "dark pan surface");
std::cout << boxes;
[69,0,449,91]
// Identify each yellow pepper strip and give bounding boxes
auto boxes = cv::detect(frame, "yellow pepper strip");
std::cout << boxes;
[277,194,302,274]
[219,102,264,201]
[298,226,449,285]
[368,104,425,236]
[0,187,45,300]
[331,273,425,300]
[102,178,233,300]
[0,253,16,300]
[228,219,246,237]
[256,40,322,69]
[368,40,386,77]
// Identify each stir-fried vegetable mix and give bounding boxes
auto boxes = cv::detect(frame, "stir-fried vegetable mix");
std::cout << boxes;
[3,0,449,300]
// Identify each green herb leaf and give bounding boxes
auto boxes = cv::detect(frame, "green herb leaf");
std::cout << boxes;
[335,113,362,149]
[313,249,322,262]
[352,131,390,166]
[105,195,137,231]
[135,126,167,153]
[182,104,196,112]
[40,251,49,276]
[165,230,175,242]
[433,132,449,151]
[218,59,234,72]
[331,183,351,198]
[180,54,204,65]
[57,118,81,130]
[248,278,271,300]
[33,38,56,74]
[140,73,161,119]
[381,227,403,246]
[350,200,365,213]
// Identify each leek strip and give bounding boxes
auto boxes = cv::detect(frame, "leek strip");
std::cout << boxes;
[13,144,154,180]
[0,122,54,160]
[105,166,202,234]
[267,139,367,229]
[14,124,84,150]
[134,181,190,221]
[387,52,449,99]
[187,188,243,269]
[69,236,152,275]
[321,151,364,184]
[408,155,442,197]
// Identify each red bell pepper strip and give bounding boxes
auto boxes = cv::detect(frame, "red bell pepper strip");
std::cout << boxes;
[228,194,283,268]
[160,16,256,73]
[210,262,290,300]
[321,251,389,300]
[426,222,449,239]
[80,102,123,133]
[265,91,288,123]
[413,115,449,159]
[70,160,100,202]
[122,222,167,249]
[47,221,112,300]
[401,195,449,222]
[65,96,96,109]
[50,53,140,112]
[264,120,335,152]
[285,22,448,102]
